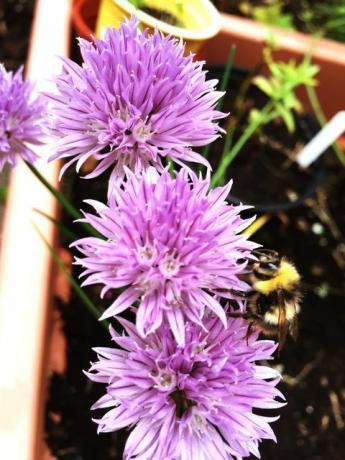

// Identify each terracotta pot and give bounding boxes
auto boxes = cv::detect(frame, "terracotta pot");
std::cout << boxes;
[201,13,345,120]
[0,0,72,459]
[72,0,100,39]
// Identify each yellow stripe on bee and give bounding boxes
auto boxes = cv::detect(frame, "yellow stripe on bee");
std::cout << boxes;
[254,260,300,295]
[264,302,296,325]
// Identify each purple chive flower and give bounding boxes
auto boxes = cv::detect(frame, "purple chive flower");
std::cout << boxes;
[87,315,284,460]
[0,64,44,171]
[46,18,224,184]
[73,167,257,345]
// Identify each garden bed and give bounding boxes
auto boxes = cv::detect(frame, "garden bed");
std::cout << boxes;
[44,64,345,459]
[1,1,344,459]
[45,163,345,460]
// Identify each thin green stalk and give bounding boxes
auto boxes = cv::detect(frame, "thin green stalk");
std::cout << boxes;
[25,162,104,238]
[217,123,236,176]
[306,85,345,167]
[34,208,79,241]
[34,223,108,329]
[217,59,264,170]
[0,186,7,204]
[202,46,236,161]
[211,102,274,186]
[218,46,237,107]
[221,125,234,160]
[26,161,81,220]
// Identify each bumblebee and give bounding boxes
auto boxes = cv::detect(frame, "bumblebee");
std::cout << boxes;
[231,249,302,351]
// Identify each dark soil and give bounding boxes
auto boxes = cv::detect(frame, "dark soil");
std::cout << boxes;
[45,66,345,459]
[0,0,36,70]
[46,298,127,460]
[220,114,325,210]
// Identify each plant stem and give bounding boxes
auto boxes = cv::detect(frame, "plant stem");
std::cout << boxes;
[0,186,7,204]
[34,223,108,329]
[25,162,104,238]
[34,208,79,241]
[306,85,345,167]
[211,102,273,187]
[26,161,80,219]
[220,125,234,161]
[202,46,236,161]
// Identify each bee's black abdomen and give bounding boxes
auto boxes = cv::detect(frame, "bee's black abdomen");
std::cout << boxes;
[256,292,278,315]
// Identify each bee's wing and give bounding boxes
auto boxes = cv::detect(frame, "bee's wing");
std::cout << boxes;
[277,291,288,352]
[290,315,299,341]
[252,248,280,263]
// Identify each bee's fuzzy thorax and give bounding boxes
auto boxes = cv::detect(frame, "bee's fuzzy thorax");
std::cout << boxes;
[253,259,300,295]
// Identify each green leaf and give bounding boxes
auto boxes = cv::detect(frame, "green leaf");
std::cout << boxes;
[0,186,7,204]
[280,92,299,110]
[252,3,294,30]
[202,46,236,161]
[25,162,104,239]
[218,46,236,104]
[268,62,283,80]
[248,108,263,125]
[33,208,79,241]
[275,103,295,133]
[252,76,273,96]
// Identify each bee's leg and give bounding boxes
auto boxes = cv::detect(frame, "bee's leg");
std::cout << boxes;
[220,290,253,302]
[276,294,289,354]
[228,309,261,345]
[245,321,256,345]
[228,311,247,318]
[228,311,259,321]
[232,289,253,298]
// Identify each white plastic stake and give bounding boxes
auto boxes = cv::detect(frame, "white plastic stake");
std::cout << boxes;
[297,111,345,168]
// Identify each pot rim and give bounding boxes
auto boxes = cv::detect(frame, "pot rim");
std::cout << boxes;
[113,0,221,41]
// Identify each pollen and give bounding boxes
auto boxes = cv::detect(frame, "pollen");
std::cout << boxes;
[159,255,181,277]
[132,120,152,142]
[137,244,156,264]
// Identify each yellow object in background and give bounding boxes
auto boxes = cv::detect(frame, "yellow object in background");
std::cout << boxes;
[242,214,271,238]
[95,0,221,54]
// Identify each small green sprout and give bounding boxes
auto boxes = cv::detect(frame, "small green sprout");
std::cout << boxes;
[211,44,320,186]
[239,0,294,30]
[251,48,319,133]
